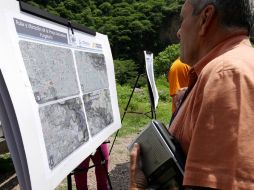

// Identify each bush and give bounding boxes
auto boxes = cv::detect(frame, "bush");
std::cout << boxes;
[114,59,138,85]
[154,43,180,76]
[156,76,170,102]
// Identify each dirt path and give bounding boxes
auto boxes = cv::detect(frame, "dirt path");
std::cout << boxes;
[1,134,136,190]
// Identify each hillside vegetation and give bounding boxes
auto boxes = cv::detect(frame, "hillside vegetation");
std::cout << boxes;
[23,0,183,64]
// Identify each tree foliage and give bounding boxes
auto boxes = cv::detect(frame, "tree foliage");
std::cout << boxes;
[22,0,184,85]
[22,0,183,63]
[154,43,180,76]
[114,59,138,85]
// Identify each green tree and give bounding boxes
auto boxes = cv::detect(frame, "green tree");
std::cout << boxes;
[99,2,113,15]
[25,0,184,82]
[114,59,138,85]
[63,0,82,13]
[154,44,180,76]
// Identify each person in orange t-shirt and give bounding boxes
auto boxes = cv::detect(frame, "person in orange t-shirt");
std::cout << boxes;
[168,58,190,113]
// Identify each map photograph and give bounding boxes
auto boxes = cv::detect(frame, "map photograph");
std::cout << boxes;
[83,89,113,136]
[19,40,79,104]
[18,40,114,168]
[39,97,89,169]
[75,51,109,93]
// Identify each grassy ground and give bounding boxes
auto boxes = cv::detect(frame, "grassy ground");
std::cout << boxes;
[116,76,172,137]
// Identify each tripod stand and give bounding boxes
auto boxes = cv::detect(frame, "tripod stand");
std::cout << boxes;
[109,72,156,155]
[67,141,112,190]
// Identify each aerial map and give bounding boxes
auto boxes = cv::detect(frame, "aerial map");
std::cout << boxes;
[18,40,114,168]
[19,40,79,104]
[83,89,113,136]
[39,97,89,169]
[75,51,109,93]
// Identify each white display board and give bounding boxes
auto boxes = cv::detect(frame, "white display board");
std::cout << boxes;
[0,122,3,137]
[0,1,121,189]
[144,51,159,109]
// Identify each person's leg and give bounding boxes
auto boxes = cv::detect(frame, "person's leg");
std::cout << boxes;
[74,156,90,190]
[91,143,109,190]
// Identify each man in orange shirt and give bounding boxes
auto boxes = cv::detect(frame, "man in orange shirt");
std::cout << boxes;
[168,58,190,113]
[130,0,254,189]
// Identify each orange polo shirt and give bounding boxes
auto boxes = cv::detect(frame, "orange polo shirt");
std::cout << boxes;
[168,59,190,113]
[169,35,254,189]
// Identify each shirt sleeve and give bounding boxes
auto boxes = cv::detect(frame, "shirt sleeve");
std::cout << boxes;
[183,67,253,189]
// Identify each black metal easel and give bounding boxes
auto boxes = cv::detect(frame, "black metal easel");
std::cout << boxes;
[109,70,157,155]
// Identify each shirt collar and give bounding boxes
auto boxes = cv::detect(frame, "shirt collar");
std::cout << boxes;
[193,35,251,76]
[188,35,251,88]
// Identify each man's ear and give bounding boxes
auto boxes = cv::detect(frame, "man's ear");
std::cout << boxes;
[199,4,216,36]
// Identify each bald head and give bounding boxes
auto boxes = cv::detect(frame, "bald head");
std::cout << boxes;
[189,0,253,34]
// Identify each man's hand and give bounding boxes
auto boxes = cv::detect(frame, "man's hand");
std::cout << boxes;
[174,87,188,108]
[129,143,148,190]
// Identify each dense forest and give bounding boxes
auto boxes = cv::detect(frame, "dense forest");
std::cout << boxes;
[22,0,183,72]
[21,0,254,85]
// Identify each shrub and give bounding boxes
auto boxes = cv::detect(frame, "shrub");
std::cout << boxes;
[114,59,138,85]
[155,76,170,102]
[154,44,180,76]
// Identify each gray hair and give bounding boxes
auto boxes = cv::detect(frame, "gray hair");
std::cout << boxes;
[189,0,254,34]
[190,0,217,15]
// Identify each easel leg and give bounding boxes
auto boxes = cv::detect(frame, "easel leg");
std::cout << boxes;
[121,73,142,123]
[109,73,142,155]
[67,173,72,190]
[98,145,113,190]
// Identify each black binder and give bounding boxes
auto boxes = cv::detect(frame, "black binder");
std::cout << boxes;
[128,120,185,190]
